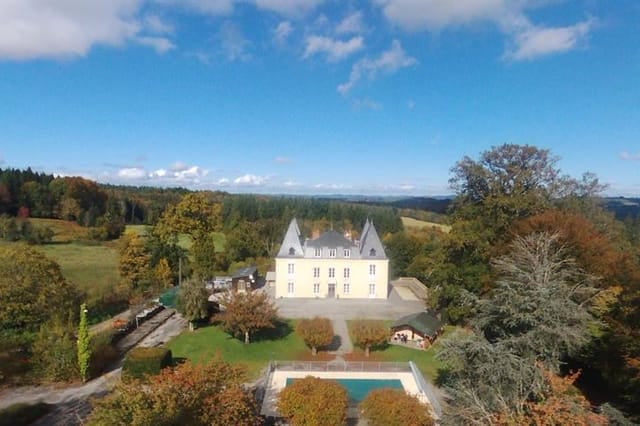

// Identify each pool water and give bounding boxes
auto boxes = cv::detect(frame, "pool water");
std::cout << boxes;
[286,378,403,403]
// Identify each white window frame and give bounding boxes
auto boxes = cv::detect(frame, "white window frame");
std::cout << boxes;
[329,248,336,257]
[314,248,321,257]
[288,282,294,295]
[343,249,350,258]
[288,263,295,275]
[369,283,376,297]
[313,283,320,294]
[313,267,320,278]
[328,267,335,278]
[343,268,350,279]
[369,264,376,275]
[343,283,350,294]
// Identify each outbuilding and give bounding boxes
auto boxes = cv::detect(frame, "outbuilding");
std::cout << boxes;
[391,311,443,348]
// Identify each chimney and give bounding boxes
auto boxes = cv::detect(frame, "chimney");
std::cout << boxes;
[312,229,320,239]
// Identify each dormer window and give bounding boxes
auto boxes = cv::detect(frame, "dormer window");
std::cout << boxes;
[314,248,321,257]
[343,249,350,258]
[289,247,295,255]
[329,249,336,257]
[369,248,376,257]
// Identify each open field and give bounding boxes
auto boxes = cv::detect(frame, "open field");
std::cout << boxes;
[125,225,226,252]
[30,218,88,242]
[401,216,451,233]
[167,321,307,379]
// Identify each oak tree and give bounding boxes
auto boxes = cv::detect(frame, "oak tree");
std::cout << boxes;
[296,317,334,356]
[214,290,278,344]
[351,319,389,357]
[278,376,349,426]
[360,388,434,426]
[177,279,209,331]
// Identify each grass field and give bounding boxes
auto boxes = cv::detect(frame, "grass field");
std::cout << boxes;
[167,321,307,378]
[30,218,88,242]
[401,216,451,233]
[125,225,226,253]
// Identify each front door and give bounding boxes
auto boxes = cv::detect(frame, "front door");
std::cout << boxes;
[328,283,335,298]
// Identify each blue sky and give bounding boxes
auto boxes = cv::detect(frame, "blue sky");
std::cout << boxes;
[0,0,638,196]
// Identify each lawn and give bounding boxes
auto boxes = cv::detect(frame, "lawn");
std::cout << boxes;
[346,323,460,381]
[401,216,451,233]
[167,320,307,378]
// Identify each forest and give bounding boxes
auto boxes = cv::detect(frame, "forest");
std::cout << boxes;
[1,143,639,423]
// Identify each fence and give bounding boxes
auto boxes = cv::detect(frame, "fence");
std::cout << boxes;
[409,361,443,419]
[271,360,412,373]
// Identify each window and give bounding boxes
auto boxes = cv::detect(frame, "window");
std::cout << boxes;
[288,282,294,294]
[343,249,350,258]
[369,264,376,275]
[313,267,320,278]
[288,263,294,274]
[313,283,320,294]
[314,248,321,257]
[329,248,336,257]
[343,283,350,294]
[369,248,376,257]
[288,247,295,255]
[369,283,376,296]
[343,268,350,278]
[328,267,335,278]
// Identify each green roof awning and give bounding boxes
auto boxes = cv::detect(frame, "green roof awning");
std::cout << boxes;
[392,312,442,338]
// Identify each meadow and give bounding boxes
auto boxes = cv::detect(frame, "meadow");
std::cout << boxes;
[401,216,451,233]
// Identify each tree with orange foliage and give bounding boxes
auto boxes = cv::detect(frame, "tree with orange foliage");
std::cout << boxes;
[296,317,334,356]
[278,376,348,426]
[88,357,261,426]
[351,319,389,357]
[360,388,434,426]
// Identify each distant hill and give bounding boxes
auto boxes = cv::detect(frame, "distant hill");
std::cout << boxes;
[602,197,640,220]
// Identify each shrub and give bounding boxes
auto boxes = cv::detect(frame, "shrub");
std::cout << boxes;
[31,317,79,382]
[360,388,434,426]
[296,317,334,356]
[89,329,119,377]
[122,347,172,380]
[0,402,52,426]
[278,376,349,426]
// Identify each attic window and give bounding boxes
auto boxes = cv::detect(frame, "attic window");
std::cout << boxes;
[288,247,295,255]
[369,248,376,257]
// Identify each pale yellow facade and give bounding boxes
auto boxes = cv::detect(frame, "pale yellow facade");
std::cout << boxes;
[274,256,389,299]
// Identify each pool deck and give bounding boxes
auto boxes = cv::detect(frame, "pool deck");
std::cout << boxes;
[261,370,431,418]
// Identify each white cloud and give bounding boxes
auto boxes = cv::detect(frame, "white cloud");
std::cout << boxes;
[219,21,251,61]
[505,19,594,61]
[155,0,234,15]
[118,167,147,180]
[376,0,508,31]
[336,11,364,34]
[150,168,168,177]
[352,98,382,110]
[143,14,174,34]
[217,177,230,185]
[253,0,325,17]
[620,151,640,162]
[338,39,416,94]
[136,36,175,54]
[273,21,293,45]
[171,161,189,172]
[274,156,293,164]
[234,174,269,185]
[174,166,207,181]
[304,35,363,62]
[0,0,141,60]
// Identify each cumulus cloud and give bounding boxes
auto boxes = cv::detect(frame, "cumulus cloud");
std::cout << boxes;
[375,0,596,61]
[304,35,363,62]
[620,151,640,161]
[233,174,269,186]
[336,11,364,34]
[219,21,251,61]
[273,21,293,45]
[136,36,175,54]
[338,39,416,95]
[254,0,325,17]
[155,0,234,15]
[0,0,142,60]
[116,163,208,185]
[143,14,174,34]
[505,20,594,61]
[118,167,147,180]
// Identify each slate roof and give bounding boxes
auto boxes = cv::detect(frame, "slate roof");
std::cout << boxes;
[232,265,257,278]
[277,218,304,257]
[392,311,442,338]
[306,230,357,249]
[359,219,386,259]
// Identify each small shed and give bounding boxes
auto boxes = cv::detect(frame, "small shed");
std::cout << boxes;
[232,265,258,292]
[391,311,443,348]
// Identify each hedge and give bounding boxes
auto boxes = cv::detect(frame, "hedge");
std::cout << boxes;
[0,402,52,426]
[122,347,172,380]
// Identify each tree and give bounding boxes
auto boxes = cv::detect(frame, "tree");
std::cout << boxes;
[118,233,153,295]
[88,357,261,426]
[177,279,209,331]
[296,317,334,356]
[225,221,266,262]
[77,303,91,382]
[278,376,349,426]
[155,192,222,241]
[351,319,389,357]
[191,233,219,279]
[360,388,434,426]
[154,257,174,289]
[31,315,79,382]
[214,290,278,344]
[0,245,78,342]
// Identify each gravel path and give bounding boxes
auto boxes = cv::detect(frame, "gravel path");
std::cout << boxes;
[331,318,353,353]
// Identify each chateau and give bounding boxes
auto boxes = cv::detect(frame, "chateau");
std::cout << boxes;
[274,218,389,299]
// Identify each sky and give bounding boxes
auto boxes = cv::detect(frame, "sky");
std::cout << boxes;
[0,0,639,196]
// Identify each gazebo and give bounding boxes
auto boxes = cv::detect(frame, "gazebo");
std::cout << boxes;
[391,311,443,348]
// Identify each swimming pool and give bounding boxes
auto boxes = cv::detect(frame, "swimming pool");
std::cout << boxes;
[286,377,404,403]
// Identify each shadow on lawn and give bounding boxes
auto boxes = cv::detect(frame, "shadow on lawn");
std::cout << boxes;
[253,319,293,342]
